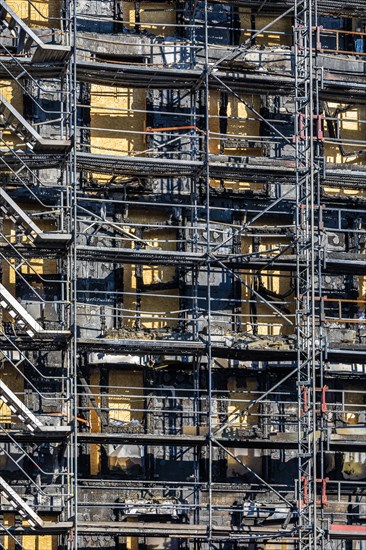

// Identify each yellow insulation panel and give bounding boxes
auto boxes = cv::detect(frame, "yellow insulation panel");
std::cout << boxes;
[1,218,57,324]
[109,370,143,424]
[123,2,176,36]
[2,513,15,550]
[239,8,252,42]
[0,80,23,148]
[88,370,146,474]
[325,103,366,165]
[21,517,57,550]
[0,362,24,427]
[255,16,292,47]
[239,9,292,46]
[324,103,366,197]
[108,370,143,471]
[203,89,264,191]
[5,1,61,28]
[342,382,366,425]
[1,223,16,299]
[226,376,263,476]
[227,375,262,477]
[210,178,264,193]
[20,256,56,276]
[90,85,146,183]
[227,376,258,427]
[123,271,179,329]
[241,232,294,336]
[91,85,146,156]
[227,448,263,477]
[123,210,179,330]
[90,368,101,476]
[209,90,262,156]
[0,81,22,111]
[226,95,262,156]
[209,89,223,154]
[240,270,294,336]
[264,544,291,550]
[0,514,57,549]
[126,537,139,550]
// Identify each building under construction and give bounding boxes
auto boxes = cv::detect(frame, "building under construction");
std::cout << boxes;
[0,0,365,548]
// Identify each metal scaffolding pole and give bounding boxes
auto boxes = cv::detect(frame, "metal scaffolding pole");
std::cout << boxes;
[294,0,325,547]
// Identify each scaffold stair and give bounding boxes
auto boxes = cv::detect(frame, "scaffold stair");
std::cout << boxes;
[0,188,71,244]
[0,0,70,63]
[0,283,69,337]
[0,475,44,527]
[0,379,70,435]
[0,95,71,152]
[0,379,43,431]
[0,377,71,434]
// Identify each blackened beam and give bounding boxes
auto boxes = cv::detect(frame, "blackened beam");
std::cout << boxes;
[0,521,297,539]
[1,151,365,186]
[1,59,364,102]
[74,431,366,452]
[73,247,366,275]
[208,0,366,15]
[76,338,366,364]
[0,335,364,363]
[6,521,366,539]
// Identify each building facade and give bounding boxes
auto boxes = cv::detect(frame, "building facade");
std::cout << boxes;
[0,1,365,548]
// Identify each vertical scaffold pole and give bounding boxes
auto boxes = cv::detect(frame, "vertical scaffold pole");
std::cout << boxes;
[294,0,324,548]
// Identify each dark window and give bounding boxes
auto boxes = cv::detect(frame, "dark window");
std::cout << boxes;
[319,16,352,51]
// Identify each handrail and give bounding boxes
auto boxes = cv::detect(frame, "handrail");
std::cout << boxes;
[0,236,68,285]
[0,94,71,151]
[0,254,67,306]
[0,522,25,549]
[0,45,69,117]
[0,138,69,209]
[0,41,68,95]
[320,26,366,57]
[319,296,366,325]
[0,438,48,493]
[0,0,71,61]
[0,332,70,388]
[0,424,67,478]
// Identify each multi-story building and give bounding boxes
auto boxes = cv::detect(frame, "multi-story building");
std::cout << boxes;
[0,1,365,548]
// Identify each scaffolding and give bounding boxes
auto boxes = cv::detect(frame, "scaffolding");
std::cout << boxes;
[0,0,365,549]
